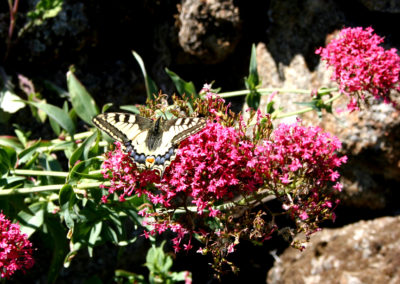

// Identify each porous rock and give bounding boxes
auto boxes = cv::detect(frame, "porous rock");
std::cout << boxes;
[267,216,400,284]
[177,0,241,63]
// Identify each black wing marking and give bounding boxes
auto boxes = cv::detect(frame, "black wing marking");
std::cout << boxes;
[92,112,153,142]
[162,117,207,145]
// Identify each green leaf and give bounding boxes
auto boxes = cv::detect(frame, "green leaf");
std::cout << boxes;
[165,68,198,98]
[46,216,68,284]
[49,116,61,136]
[103,226,119,244]
[27,0,64,24]
[68,157,103,183]
[1,145,17,169]
[0,145,17,172]
[120,105,140,114]
[25,101,76,137]
[88,221,102,257]
[59,184,76,229]
[0,176,26,189]
[245,44,261,110]
[18,139,42,165]
[0,136,23,151]
[69,132,98,168]
[132,51,159,100]
[14,127,29,147]
[67,69,99,126]
[0,148,10,175]
[17,201,46,237]
[101,103,113,113]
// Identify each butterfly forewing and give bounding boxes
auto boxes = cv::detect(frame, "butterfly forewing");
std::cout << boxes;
[165,117,207,145]
[92,112,152,142]
[92,112,207,176]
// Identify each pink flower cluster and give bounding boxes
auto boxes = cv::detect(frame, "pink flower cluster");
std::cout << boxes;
[100,144,160,203]
[100,113,347,251]
[158,122,262,213]
[0,213,34,279]
[316,27,400,111]
[259,122,347,222]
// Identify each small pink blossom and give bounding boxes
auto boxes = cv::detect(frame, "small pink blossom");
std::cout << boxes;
[227,243,236,254]
[299,211,309,220]
[316,27,400,110]
[0,213,34,279]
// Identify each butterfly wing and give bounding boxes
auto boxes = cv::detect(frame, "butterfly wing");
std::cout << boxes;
[92,112,153,143]
[147,117,207,175]
[93,113,207,177]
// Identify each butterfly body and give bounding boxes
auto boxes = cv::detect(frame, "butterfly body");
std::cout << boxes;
[92,112,206,176]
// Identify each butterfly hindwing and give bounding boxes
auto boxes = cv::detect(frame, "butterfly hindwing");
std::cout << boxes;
[93,112,206,176]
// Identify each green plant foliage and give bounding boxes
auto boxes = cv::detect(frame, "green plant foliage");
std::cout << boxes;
[132,51,159,101]
[67,69,99,126]
[245,44,261,110]
[0,41,349,282]
[25,101,76,137]
[27,0,64,25]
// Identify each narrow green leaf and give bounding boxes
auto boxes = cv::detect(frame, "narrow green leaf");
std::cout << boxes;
[26,101,75,137]
[132,51,158,100]
[0,176,26,189]
[0,146,17,169]
[2,146,17,169]
[68,157,103,183]
[103,226,119,244]
[49,116,61,136]
[18,139,42,165]
[248,44,259,84]
[0,136,23,151]
[165,68,198,98]
[266,101,275,115]
[120,105,140,114]
[88,222,102,257]
[17,201,46,237]
[98,103,112,114]
[69,132,97,168]
[59,184,76,229]
[67,69,99,126]
[0,149,10,175]
[245,44,261,110]
[46,217,68,284]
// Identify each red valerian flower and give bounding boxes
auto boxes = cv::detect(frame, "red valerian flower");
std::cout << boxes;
[316,27,400,111]
[157,122,263,213]
[261,122,347,226]
[0,213,34,279]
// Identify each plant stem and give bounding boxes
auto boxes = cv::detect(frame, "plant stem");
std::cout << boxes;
[11,169,69,177]
[0,180,110,195]
[219,87,338,98]
[50,131,94,143]
[275,92,343,119]
[0,184,64,195]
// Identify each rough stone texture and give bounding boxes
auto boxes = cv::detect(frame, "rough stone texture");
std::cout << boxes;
[255,1,400,210]
[178,0,241,64]
[265,0,345,69]
[267,216,400,284]
[357,0,400,12]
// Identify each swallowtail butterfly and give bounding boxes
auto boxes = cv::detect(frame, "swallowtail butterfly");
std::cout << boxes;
[92,112,206,176]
